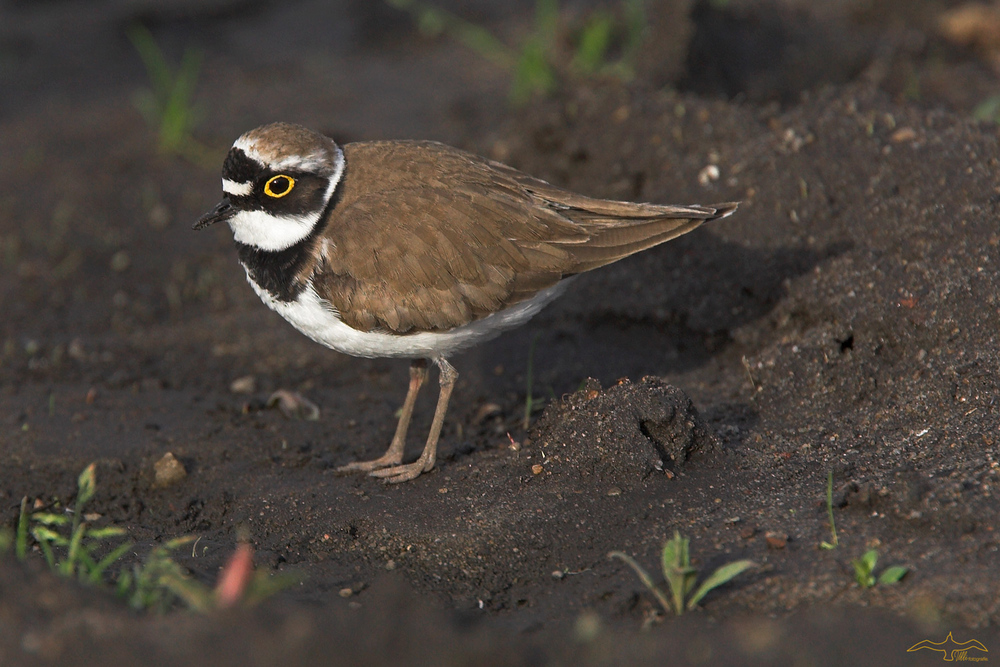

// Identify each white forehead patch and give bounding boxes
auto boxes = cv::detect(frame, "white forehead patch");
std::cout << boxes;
[222,179,253,197]
[233,136,330,173]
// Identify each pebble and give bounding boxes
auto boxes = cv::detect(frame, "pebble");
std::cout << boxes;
[267,390,320,420]
[765,531,788,550]
[153,452,187,488]
[531,464,543,475]
[229,375,256,394]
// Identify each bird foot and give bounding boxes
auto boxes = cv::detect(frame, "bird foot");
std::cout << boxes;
[335,453,402,474]
[368,460,433,484]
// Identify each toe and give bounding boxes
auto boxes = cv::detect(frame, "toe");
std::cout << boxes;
[369,462,425,483]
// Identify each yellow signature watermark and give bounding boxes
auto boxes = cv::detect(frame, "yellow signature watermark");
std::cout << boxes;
[908,632,989,662]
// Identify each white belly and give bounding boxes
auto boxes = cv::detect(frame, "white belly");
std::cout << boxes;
[245,272,571,359]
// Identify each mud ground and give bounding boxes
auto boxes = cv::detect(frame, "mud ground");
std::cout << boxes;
[1,0,999,665]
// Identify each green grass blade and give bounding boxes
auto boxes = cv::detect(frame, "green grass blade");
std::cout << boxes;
[878,565,908,585]
[37,537,55,569]
[31,513,70,526]
[820,470,838,550]
[661,532,693,614]
[573,14,612,74]
[163,535,198,550]
[523,333,539,430]
[609,551,672,615]
[32,526,68,547]
[88,541,134,583]
[76,463,97,507]
[851,551,878,588]
[686,560,755,610]
[62,522,87,576]
[87,526,128,540]
[244,571,302,607]
[159,571,214,613]
[126,24,173,110]
[116,569,133,597]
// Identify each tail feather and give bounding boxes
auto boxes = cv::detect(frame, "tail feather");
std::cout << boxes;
[550,201,738,273]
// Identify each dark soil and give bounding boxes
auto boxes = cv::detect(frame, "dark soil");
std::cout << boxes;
[2,0,999,665]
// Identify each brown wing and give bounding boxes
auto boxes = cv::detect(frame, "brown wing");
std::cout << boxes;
[313,141,737,334]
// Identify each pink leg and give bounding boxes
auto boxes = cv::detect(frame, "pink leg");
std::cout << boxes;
[370,357,457,483]
[336,359,428,473]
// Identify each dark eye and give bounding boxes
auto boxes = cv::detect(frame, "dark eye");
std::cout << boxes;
[264,175,295,198]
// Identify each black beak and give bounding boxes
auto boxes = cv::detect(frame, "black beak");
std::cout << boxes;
[193,198,235,230]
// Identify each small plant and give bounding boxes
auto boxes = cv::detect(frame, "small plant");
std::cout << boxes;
[17,464,133,584]
[851,549,908,589]
[127,24,215,165]
[523,332,540,431]
[387,0,646,105]
[610,531,754,616]
[11,463,297,612]
[121,537,299,612]
[820,470,838,550]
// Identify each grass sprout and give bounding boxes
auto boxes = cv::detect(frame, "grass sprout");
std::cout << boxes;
[610,531,754,616]
[387,0,646,105]
[820,470,838,550]
[851,549,908,589]
[10,463,297,612]
[126,24,217,166]
[523,332,540,431]
[18,464,133,584]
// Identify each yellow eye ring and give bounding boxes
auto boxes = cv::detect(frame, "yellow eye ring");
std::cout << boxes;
[264,174,295,198]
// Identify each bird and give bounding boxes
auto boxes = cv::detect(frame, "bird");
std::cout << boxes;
[195,122,738,483]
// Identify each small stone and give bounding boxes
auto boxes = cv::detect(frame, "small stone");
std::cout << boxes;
[764,531,788,550]
[607,487,622,497]
[531,464,543,475]
[385,560,396,571]
[230,375,256,394]
[740,527,756,540]
[698,164,720,186]
[153,452,187,488]
[267,390,320,420]
[338,588,353,598]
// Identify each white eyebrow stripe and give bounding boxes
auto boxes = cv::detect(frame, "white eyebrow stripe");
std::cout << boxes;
[223,179,253,197]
